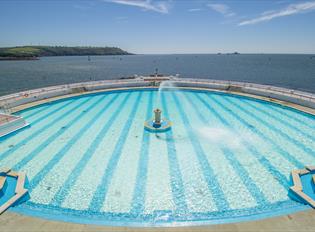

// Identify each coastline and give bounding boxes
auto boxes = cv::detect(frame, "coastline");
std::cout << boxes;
[0,56,39,61]
[0,46,132,60]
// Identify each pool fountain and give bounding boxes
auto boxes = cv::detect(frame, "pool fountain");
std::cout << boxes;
[144,108,171,132]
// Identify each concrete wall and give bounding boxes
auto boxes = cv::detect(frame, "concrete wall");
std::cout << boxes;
[174,78,315,109]
[0,78,314,111]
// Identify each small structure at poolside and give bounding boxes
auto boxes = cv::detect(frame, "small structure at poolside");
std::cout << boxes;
[289,166,315,208]
[0,113,29,139]
[0,168,30,214]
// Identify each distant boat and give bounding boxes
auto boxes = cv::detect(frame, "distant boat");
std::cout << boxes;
[226,52,240,55]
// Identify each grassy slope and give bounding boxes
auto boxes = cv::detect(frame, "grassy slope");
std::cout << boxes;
[0,46,131,57]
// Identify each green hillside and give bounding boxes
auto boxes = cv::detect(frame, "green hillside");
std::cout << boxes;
[0,46,131,58]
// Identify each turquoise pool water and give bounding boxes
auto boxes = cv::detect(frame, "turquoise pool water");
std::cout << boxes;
[1,88,315,226]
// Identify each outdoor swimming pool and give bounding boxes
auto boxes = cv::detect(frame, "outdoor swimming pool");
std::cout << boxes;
[0,88,314,226]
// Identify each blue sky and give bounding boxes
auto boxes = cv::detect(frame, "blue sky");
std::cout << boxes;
[0,0,315,54]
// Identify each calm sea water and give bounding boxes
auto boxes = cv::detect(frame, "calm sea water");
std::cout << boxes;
[0,54,314,96]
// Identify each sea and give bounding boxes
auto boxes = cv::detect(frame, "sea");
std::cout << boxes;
[0,54,314,96]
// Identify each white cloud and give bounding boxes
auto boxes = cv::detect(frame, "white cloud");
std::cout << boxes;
[188,8,202,12]
[105,0,171,14]
[207,3,235,17]
[239,1,315,26]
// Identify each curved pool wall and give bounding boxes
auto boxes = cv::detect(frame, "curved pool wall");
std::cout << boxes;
[0,78,314,227]
[0,77,314,113]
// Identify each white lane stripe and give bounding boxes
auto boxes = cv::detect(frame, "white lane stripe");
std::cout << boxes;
[210,94,297,175]
[144,94,174,214]
[1,98,93,170]
[101,92,149,213]
[61,93,136,210]
[242,99,315,149]
[0,100,75,151]
[244,99,315,141]
[223,96,315,167]
[207,96,288,202]
[184,92,256,209]
[165,92,217,213]
[29,95,115,204]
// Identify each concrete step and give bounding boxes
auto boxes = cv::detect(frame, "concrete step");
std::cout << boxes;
[0,113,29,139]
[0,169,30,215]
[0,176,7,196]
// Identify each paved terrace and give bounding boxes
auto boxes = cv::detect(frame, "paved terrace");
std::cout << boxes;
[0,77,314,113]
[0,114,16,125]
[0,210,315,232]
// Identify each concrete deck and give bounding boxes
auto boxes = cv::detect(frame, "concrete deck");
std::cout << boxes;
[7,86,315,117]
[0,114,15,125]
[1,78,315,114]
[0,210,315,232]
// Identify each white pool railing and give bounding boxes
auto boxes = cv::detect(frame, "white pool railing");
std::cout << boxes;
[0,77,314,112]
